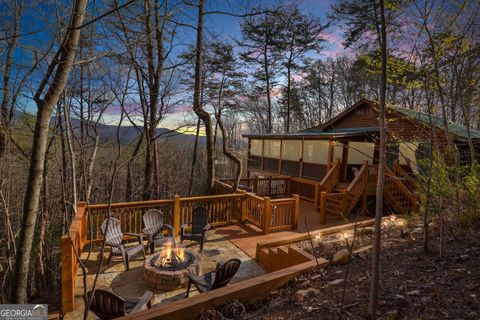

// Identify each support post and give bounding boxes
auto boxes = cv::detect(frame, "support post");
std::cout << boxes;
[240,190,247,222]
[254,176,258,194]
[327,140,335,170]
[61,235,75,313]
[314,184,320,211]
[78,201,87,245]
[263,197,271,235]
[293,194,300,230]
[320,192,327,224]
[173,195,181,236]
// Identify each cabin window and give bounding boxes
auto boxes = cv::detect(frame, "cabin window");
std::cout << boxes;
[264,139,281,158]
[303,140,329,164]
[348,142,375,164]
[281,140,302,161]
[399,142,419,165]
[250,139,263,156]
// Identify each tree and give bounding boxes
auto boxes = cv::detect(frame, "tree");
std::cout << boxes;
[12,0,89,303]
[191,0,217,193]
[276,5,327,132]
[331,0,393,316]
[204,40,244,190]
[240,8,283,133]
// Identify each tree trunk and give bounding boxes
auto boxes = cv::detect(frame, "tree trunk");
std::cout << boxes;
[368,0,387,316]
[286,61,292,133]
[192,0,215,193]
[12,0,88,303]
[216,110,242,191]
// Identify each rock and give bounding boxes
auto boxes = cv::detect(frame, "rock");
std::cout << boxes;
[332,249,350,265]
[407,289,420,296]
[294,288,319,302]
[327,279,345,287]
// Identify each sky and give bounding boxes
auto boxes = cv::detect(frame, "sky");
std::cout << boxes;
[7,0,348,133]
[155,0,347,131]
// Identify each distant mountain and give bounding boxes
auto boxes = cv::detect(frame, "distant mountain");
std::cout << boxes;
[67,118,206,145]
[13,110,205,145]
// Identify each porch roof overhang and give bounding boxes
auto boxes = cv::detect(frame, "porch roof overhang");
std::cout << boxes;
[243,127,380,140]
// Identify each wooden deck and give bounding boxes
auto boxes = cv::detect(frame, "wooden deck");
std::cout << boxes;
[215,200,372,258]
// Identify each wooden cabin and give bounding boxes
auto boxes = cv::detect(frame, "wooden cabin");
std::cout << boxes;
[243,98,480,218]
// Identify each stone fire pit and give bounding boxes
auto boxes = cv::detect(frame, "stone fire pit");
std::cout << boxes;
[144,246,201,291]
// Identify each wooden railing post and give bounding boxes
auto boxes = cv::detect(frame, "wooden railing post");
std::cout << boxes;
[285,177,291,196]
[314,184,320,211]
[78,202,87,246]
[319,192,327,224]
[293,194,300,229]
[173,195,181,236]
[240,190,247,222]
[61,235,74,313]
[262,197,271,235]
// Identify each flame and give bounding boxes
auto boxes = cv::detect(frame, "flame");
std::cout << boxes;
[175,244,184,262]
[158,241,185,267]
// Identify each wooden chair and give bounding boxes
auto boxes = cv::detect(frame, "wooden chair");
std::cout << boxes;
[180,207,210,252]
[101,217,145,271]
[142,209,174,254]
[87,288,153,320]
[186,258,241,297]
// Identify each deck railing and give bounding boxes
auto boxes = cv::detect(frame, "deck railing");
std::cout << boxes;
[319,159,341,194]
[289,177,320,208]
[393,160,419,192]
[61,203,87,313]
[62,191,299,313]
[319,161,369,223]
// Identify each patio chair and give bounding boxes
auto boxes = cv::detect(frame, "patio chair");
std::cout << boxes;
[142,209,174,254]
[180,206,210,252]
[186,258,241,297]
[87,288,153,320]
[101,217,145,271]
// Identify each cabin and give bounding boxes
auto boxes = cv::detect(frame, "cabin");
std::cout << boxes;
[241,98,480,219]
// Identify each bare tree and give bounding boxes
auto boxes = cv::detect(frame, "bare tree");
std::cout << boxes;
[12,0,89,303]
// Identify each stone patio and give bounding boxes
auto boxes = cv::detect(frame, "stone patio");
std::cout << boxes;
[66,229,265,319]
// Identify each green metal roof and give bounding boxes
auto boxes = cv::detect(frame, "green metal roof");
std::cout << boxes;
[303,127,380,134]
[393,106,480,139]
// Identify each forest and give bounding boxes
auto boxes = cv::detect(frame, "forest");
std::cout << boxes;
[0,0,479,319]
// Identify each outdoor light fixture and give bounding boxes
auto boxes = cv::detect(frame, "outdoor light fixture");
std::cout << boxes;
[315,233,322,248]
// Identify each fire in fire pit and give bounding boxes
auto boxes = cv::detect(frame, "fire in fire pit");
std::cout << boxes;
[144,241,202,291]
[150,242,195,271]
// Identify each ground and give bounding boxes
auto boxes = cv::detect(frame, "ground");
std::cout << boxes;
[205,218,480,319]
[67,229,265,320]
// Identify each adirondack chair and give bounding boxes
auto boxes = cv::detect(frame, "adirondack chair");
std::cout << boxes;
[87,288,153,320]
[101,217,145,271]
[186,258,241,297]
[142,209,174,254]
[180,207,210,252]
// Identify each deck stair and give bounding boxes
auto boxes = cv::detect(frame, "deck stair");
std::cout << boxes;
[256,245,313,272]
[319,162,418,223]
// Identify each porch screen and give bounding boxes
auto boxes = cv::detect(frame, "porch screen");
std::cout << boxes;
[348,142,375,164]
[303,140,329,164]
[333,141,343,161]
[281,140,302,161]
[399,142,419,165]
[250,139,263,156]
[264,139,281,158]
